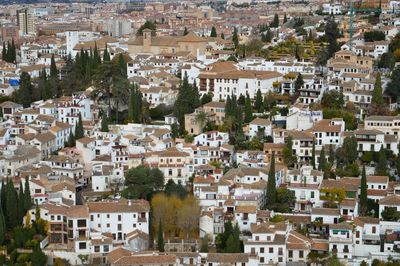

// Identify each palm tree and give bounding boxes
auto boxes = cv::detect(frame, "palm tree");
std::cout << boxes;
[195,110,209,131]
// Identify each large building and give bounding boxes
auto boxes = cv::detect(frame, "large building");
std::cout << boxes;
[17,8,35,35]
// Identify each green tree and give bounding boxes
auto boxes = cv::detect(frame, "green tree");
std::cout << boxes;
[325,17,340,58]
[173,75,200,132]
[386,66,400,100]
[270,14,279,28]
[216,221,233,252]
[18,181,24,224]
[195,110,209,131]
[200,234,208,252]
[1,42,6,61]
[157,220,164,252]
[183,27,188,36]
[364,31,385,42]
[50,54,58,79]
[360,165,368,215]
[201,93,213,105]
[123,165,164,200]
[371,72,384,107]
[375,147,387,175]
[31,247,47,266]
[103,44,111,62]
[283,13,288,23]
[329,144,335,164]
[171,123,179,139]
[221,33,225,39]
[24,177,31,213]
[210,26,217,37]
[294,73,304,92]
[244,94,253,123]
[321,90,344,109]
[164,179,187,199]
[75,113,84,139]
[254,89,264,113]
[249,136,263,150]
[225,223,241,253]
[0,210,4,245]
[318,146,327,172]
[14,72,33,108]
[341,136,358,164]
[137,21,157,36]
[5,179,18,230]
[378,52,395,70]
[232,27,239,48]
[283,136,297,167]
[311,139,316,169]
[101,113,109,132]
[266,152,276,206]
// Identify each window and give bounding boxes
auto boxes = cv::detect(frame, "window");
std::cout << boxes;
[79,242,87,250]
[299,250,304,258]
[269,247,273,253]
[260,247,264,253]
[372,226,376,234]
[118,215,121,221]
[311,191,315,198]
[118,224,122,230]
[94,246,100,252]
[260,257,264,263]
[278,247,283,255]
[288,250,293,258]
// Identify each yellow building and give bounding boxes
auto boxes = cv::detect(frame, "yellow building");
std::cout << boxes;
[128,30,232,57]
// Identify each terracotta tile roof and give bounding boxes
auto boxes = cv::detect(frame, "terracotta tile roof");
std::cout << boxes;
[354,216,379,227]
[235,205,257,213]
[87,199,150,213]
[329,223,353,230]
[379,195,400,206]
[367,176,388,184]
[207,253,249,263]
[311,208,340,216]
[311,241,329,251]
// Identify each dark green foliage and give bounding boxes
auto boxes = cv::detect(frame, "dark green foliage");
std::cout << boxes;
[173,75,201,133]
[232,27,239,48]
[283,136,297,167]
[24,177,31,213]
[266,153,276,206]
[75,113,84,139]
[225,223,241,253]
[5,179,18,231]
[378,52,395,70]
[375,147,387,175]
[137,21,157,36]
[50,54,58,79]
[171,123,179,140]
[14,72,33,108]
[0,211,5,245]
[386,66,400,100]
[270,14,279,28]
[381,207,400,221]
[123,165,164,200]
[128,85,143,123]
[2,39,16,63]
[311,139,316,170]
[66,132,76,147]
[183,27,188,36]
[360,166,368,215]
[220,33,225,39]
[201,93,213,105]
[164,179,187,199]
[283,13,288,23]
[101,112,109,132]
[117,53,127,78]
[244,94,253,123]
[31,247,47,266]
[341,136,358,164]
[318,147,327,172]
[157,220,164,252]
[371,72,384,107]
[271,188,296,213]
[200,235,208,252]
[210,26,217,37]
[254,89,264,113]
[103,44,110,62]
[323,108,356,130]
[364,31,385,42]
[215,221,233,252]
[325,17,340,58]
[321,90,344,109]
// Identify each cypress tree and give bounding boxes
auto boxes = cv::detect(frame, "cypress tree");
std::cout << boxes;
[254,89,263,113]
[360,165,368,215]
[5,41,11,62]
[232,27,239,48]
[0,106,3,120]
[371,72,384,107]
[75,114,84,139]
[283,13,288,24]
[18,181,24,225]
[5,179,18,230]
[118,53,127,77]
[311,139,316,170]
[67,132,76,147]
[10,38,16,62]
[24,177,31,212]
[328,144,335,164]
[266,152,276,206]
[0,210,4,245]
[0,180,5,217]
[220,33,225,39]
[318,146,327,171]
[244,93,253,123]
[103,44,110,62]
[157,220,164,252]
[376,147,387,175]
[101,113,109,132]
[50,54,57,79]
[183,27,188,36]
[271,14,279,28]
[15,72,33,108]
[210,26,217,37]
[93,43,101,67]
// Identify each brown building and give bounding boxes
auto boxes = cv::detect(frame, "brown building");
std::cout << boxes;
[1,25,19,42]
